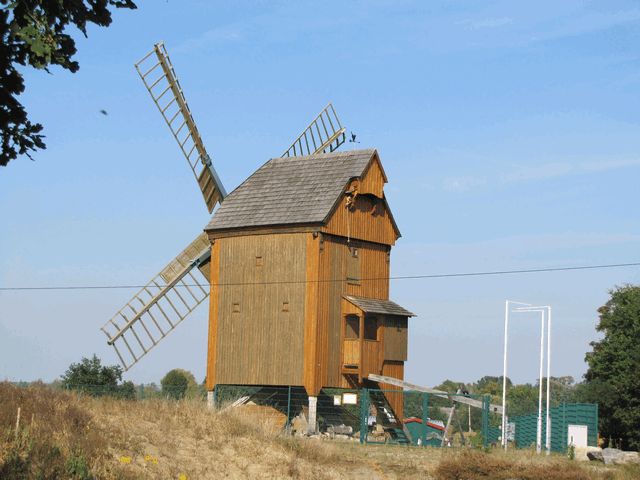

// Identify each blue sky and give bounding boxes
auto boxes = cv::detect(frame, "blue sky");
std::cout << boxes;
[1,0,639,388]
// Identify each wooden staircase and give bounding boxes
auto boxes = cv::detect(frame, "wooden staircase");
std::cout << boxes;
[368,388,411,445]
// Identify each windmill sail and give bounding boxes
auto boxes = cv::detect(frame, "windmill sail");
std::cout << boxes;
[135,43,226,213]
[282,103,347,157]
[101,233,211,371]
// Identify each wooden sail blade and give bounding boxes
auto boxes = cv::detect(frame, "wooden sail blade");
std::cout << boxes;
[101,233,212,371]
[282,103,347,158]
[135,43,227,213]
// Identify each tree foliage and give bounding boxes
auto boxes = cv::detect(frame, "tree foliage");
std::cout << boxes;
[583,285,640,450]
[0,0,136,166]
[61,354,134,399]
[160,369,198,400]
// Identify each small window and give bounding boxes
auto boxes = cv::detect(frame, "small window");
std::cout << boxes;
[232,303,240,313]
[347,247,361,285]
[282,301,289,312]
[256,256,263,267]
[364,315,379,340]
[345,315,359,339]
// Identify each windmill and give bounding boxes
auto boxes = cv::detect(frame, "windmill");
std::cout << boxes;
[100,43,347,371]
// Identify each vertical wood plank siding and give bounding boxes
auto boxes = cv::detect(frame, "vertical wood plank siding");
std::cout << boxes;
[358,156,386,198]
[361,341,382,379]
[342,339,360,365]
[213,233,307,386]
[322,158,398,246]
[381,361,405,420]
[383,318,408,361]
[303,233,321,395]
[323,195,397,246]
[205,240,221,391]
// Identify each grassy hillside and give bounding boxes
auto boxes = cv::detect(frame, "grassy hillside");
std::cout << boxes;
[1,383,638,479]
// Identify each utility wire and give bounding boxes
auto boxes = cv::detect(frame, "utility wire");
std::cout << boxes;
[0,261,638,292]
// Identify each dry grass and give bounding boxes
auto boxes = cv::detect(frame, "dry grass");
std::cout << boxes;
[1,382,638,479]
[0,382,132,479]
[433,449,640,480]
[435,449,592,480]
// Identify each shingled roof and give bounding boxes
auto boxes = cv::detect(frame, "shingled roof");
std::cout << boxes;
[343,296,415,317]
[205,149,377,231]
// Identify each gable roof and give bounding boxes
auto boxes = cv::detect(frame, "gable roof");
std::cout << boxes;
[205,149,377,232]
[344,295,416,317]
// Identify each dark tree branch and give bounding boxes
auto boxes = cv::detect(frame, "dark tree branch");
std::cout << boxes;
[0,0,137,167]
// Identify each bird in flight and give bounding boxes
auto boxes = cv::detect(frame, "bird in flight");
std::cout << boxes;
[100,109,108,116]
[349,131,359,143]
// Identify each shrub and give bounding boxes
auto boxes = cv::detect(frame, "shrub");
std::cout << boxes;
[161,369,190,399]
[61,355,133,398]
[65,450,92,480]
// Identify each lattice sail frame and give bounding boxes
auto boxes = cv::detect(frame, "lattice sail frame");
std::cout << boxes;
[102,43,350,371]
[135,43,226,213]
[282,103,346,158]
[100,234,211,370]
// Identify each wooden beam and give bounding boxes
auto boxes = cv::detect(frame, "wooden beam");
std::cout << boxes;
[205,240,221,391]
[368,374,504,414]
[303,233,321,395]
[207,225,319,241]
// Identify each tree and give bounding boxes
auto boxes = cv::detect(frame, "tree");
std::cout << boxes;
[583,285,640,450]
[161,369,193,400]
[506,383,538,418]
[61,354,135,399]
[473,376,511,397]
[542,376,579,405]
[0,0,136,167]
[434,379,467,393]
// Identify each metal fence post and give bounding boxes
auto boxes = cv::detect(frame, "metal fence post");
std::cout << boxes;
[286,385,292,429]
[594,402,599,447]
[360,388,369,444]
[421,392,430,446]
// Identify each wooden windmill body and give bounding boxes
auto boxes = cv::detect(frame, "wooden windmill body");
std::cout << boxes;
[204,149,414,421]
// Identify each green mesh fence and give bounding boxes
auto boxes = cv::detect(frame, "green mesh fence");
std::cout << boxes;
[214,385,363,437]
[510,403,598,452]
[215,386,493,447]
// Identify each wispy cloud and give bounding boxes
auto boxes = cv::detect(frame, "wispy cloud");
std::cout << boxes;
[443,175,487,192]
[582,158,640,173]
[501,162,573,183]
[503,158,640,183]
[442,157,640,193]
[173,25,245,54]
[529,8,640,43]
[172,4,352,55]
[405,232,640,255]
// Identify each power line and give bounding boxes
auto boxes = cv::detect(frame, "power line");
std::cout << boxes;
[0,261,638,292]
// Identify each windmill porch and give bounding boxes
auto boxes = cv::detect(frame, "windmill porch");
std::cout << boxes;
[204,149,415,431]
